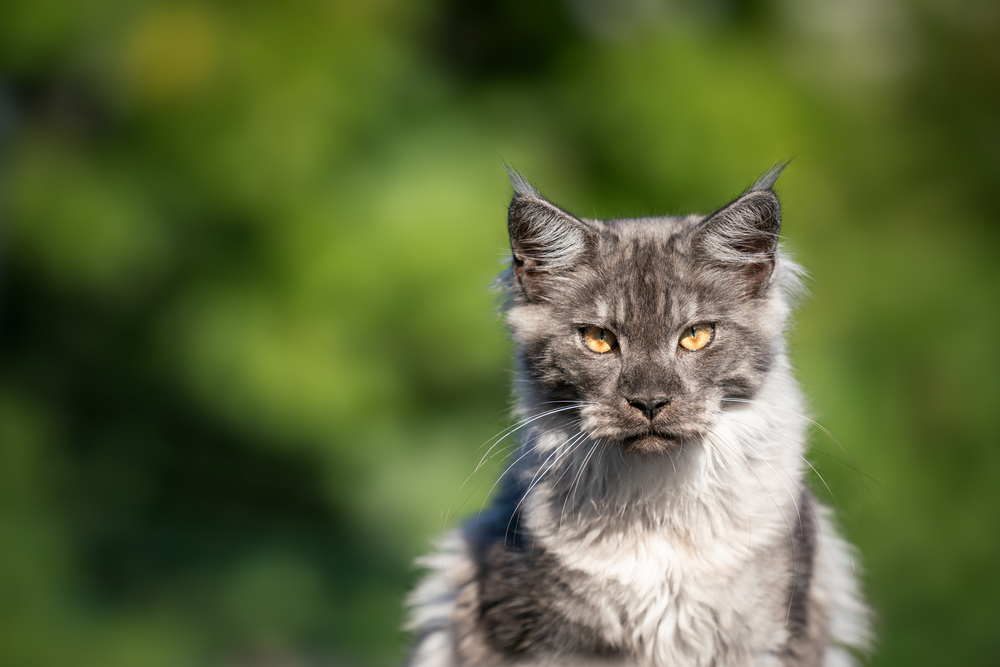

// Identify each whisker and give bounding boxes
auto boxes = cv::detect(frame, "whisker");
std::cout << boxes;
[719,397,879,518]
[514,432,590,549]
[721,417,832,557]
[728,429,803,531]
[522,430,588,496]
[713,426,823,614]
[705,435,753,567]
[717,425,828,630]
[706,433,753,567]
[544,438,606,598]
[562,438,602,523]
[710,431,795,567]
[512,431,589,519]
[477,430,565,519]
[709,410,840,509]
[704,438,743,545]
[444,419,582,531]
[474,404,589,466]
[717,403,878,485]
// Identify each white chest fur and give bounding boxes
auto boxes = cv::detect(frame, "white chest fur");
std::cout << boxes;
[526,438,800,667]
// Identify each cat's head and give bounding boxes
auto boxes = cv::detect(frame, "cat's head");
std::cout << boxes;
[500,166,802,455]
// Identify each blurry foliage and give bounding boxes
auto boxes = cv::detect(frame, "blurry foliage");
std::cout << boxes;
[0,0,999,665]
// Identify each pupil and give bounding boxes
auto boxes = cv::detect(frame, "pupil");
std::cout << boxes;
[691,327,698,338]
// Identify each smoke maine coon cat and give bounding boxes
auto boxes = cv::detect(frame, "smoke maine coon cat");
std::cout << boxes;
[405,166,870,666]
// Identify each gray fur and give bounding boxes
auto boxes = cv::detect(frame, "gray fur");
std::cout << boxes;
[750,161,790,192]
[505,163,542,197]
[406,168,870,667]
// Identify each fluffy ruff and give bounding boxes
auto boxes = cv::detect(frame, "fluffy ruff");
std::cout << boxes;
[405,371,870,666]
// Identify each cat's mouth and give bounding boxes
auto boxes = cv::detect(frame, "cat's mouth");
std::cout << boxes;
[621,430,682,455]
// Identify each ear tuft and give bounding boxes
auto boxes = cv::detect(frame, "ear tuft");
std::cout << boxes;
[504,163,540,198]
[694,168,787,295]
[698,190,781,263]
[505,169,593,301]
[749,160,790,193]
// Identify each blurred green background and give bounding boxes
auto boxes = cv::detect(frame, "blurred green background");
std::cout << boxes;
[0,0,998,665]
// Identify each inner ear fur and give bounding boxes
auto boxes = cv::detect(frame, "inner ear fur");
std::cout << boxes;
[693,189,782,296]
[508,193,594,301]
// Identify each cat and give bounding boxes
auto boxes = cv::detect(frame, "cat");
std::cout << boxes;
[405,165,871,666]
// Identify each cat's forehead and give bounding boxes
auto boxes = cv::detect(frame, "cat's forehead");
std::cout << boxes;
[565,214,712,331]
[587,214,700,240]
[585,214,702,257]
[585,214,701,270]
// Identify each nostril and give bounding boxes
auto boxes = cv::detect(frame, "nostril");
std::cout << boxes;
[627,396,671,421]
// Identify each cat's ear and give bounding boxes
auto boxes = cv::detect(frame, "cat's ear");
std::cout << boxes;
[693,165,786,296]
[506,168,594,301]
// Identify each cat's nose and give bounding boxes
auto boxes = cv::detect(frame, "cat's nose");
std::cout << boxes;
[627,396,670,421]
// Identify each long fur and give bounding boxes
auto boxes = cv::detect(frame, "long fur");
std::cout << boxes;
[405,169,870,666]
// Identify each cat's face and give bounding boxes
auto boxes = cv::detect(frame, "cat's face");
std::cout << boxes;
[503,169,795,455]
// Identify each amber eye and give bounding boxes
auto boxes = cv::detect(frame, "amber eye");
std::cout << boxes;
[679,323,714,351]
[581,326,618,354]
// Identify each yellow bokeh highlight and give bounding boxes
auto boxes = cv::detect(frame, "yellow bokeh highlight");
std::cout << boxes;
[127,6,218,100]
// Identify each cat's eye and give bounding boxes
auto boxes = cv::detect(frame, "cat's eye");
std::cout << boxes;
[679,324,714,351]
[581,326,618,354]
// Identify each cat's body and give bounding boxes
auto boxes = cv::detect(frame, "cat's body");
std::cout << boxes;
[406,167,869,667]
